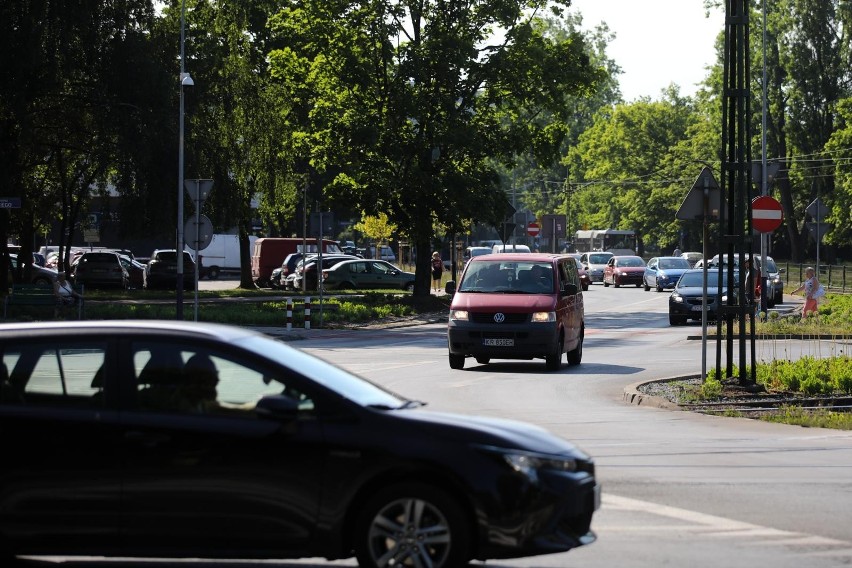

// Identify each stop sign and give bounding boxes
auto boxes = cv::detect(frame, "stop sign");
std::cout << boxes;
[752,196,783,233]
[527,222,540,237]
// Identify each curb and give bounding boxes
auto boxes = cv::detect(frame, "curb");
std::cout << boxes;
[622,375,701,410]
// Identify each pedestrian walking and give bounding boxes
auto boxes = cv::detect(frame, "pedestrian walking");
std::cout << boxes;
[791,266,821,319]
[431,251,443,292]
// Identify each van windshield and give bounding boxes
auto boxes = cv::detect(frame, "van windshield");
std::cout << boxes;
[459,261,553,294]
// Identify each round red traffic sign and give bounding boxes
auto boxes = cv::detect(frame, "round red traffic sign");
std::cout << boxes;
[751,196,783,233]
[527,222,540,237]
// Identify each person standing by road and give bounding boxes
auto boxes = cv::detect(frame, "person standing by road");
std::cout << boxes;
[431,251,443,292]
[792,266,820,319]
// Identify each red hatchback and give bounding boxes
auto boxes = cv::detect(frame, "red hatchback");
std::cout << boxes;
[603,255,646,288]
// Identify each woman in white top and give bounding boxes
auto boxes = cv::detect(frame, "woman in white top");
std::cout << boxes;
[791,267,819,319]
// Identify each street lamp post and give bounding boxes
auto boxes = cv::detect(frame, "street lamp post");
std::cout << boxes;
[177,0,194,320]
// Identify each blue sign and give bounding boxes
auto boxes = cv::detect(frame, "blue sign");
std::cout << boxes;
[0,198,21,209]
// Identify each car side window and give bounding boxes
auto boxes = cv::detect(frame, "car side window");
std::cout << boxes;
[131,341,314,416]
[1,341,107,408]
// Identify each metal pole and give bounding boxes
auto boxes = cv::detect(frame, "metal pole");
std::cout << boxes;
[759,0,769,318]
[701,178,709,382]
[176,0,187,320]
[193,180,200,322]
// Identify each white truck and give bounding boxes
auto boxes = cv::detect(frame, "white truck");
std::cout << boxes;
[197,234,257,279]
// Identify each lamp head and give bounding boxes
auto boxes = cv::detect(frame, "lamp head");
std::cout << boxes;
[180,72,194,87]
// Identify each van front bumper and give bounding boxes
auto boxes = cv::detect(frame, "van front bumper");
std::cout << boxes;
[448,319,559,360]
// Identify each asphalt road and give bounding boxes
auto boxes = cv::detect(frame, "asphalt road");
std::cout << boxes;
[19,282,852,568]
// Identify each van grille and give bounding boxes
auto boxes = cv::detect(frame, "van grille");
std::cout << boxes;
[470,313,529,324]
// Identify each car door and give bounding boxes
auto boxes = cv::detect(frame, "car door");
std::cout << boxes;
[365,261,396,288]
[120,339,328,554]
[0,336,120,553]
[645,257,658,287]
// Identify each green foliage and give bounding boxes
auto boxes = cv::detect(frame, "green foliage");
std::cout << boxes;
[701,378,723,399]
[762,406,852,430]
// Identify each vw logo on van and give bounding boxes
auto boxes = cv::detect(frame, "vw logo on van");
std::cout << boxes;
[493,313,505,323]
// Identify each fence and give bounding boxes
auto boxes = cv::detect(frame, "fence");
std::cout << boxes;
[784,263,850,293]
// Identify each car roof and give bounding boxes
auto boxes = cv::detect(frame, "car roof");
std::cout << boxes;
[470,253,566,262]
[0,320,260,342]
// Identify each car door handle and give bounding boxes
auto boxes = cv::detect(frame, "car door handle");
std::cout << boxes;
[125,430,172,447]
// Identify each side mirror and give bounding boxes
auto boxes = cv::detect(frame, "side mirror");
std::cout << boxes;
[255,394,299,420]
[444,281,456,295]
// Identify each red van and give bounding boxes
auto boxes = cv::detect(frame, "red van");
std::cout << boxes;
[446,253,584,371]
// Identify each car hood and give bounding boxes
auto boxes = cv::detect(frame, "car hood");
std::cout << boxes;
[451,293,555,312]
[674,286,727,297]
[613,266,645,272]
[656,268,690,277]
[400,409,584,456]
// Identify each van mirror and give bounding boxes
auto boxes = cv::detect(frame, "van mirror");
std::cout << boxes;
[562,283,578,296]
[445,281,456,295]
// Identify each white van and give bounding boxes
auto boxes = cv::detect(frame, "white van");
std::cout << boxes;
[492,244,531,254]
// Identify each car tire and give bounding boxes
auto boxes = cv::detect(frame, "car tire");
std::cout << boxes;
[582,283,589,291]
[354,483,470,568]
[449,353,465,369]
[545,338,562,371]
[669,313,687,326]
[775,291,783,305]
[644,282,651,291]
[207,266,220,280]
[656,284,664,292]
[613,281,620,288]
[475,356,490,365]
[603,279,610,287]
[404,282,414,292]
[567,328,583,365]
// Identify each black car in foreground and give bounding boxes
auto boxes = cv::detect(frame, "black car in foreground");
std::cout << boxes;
[0,321,599,567]
[669,268,739,325]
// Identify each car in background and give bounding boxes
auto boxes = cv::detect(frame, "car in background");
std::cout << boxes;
[291,254,359,291]
[492,244,531,254]
[579,251,613,283]
[322,259,415,291]
[6,253,58,287]
[463,246,492,263]
[367,244,397,262]
[144,249,197,291]
[706,253,783,308]
[643,256,692,292]
[566,253,590,291]
[603,255,646,288]
[270,252,308,290]
[669,268,739,325]
[680,251,703,267]
[71,251,129,289]
[0,320,599,567]
[119,254,145,289]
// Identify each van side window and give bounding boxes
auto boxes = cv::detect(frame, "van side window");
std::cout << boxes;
[559,260,579,289]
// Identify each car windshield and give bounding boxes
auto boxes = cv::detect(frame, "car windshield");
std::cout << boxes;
[459,260,552,293]
[678,270,738,288]
[239,335,408,409]
[659,258,691,270]
[589,254,611,264]
[618,257,644,267]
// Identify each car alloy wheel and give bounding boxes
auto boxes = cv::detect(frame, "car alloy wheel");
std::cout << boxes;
[355,483,469,568]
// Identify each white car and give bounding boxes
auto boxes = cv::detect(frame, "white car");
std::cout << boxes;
[579,251,614,283]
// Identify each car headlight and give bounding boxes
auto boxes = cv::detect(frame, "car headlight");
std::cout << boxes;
[531,311,556,323]
[671,292,683,303]
[502,451,579,483]
[450,309,469,321]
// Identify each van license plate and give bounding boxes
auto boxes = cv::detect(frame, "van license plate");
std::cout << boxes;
[483,338,513,347]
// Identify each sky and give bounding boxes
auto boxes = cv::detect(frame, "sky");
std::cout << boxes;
[569,0,725,101]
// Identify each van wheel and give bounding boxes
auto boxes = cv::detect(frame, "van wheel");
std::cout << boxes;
[545,338,562,371]
[567,328,583,365]
[449,354,465,369]
[207,266,220,280]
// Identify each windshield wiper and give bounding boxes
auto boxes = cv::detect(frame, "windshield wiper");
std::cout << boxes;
[398,400,427,410]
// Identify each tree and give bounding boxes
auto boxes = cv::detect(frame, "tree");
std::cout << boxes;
[267,0,603,295]
[354,213,397,257]
[566,89,700,255]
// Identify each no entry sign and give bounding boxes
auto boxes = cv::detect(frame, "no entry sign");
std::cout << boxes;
[751,196,783,233]
[527,222,540,237]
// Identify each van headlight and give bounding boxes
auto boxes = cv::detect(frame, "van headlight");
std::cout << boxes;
[531,311,556,322]
[450,309,469,321]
